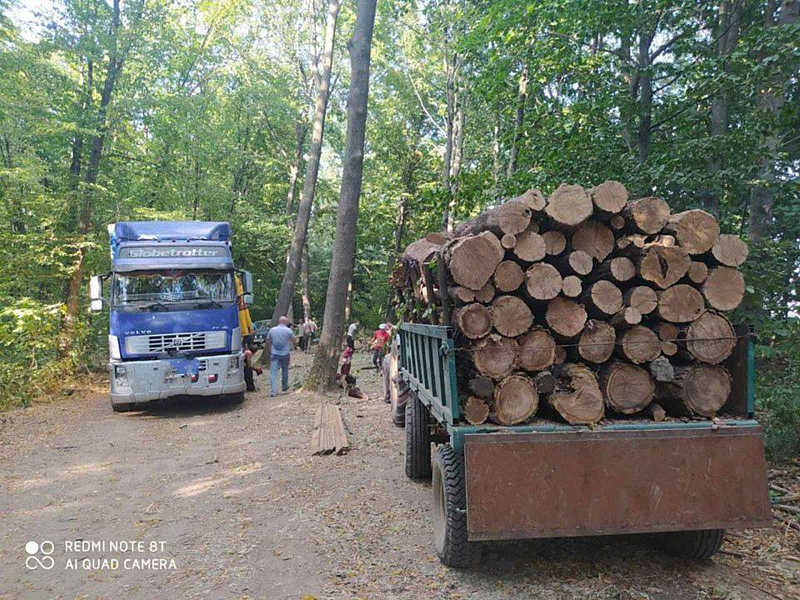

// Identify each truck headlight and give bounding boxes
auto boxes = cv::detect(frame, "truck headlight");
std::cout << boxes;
[114,365,128,388]
[109,335,121,360]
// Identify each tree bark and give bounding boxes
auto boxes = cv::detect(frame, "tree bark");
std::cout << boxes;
[272,0,342,324]
[506,61,528,177]
[308,0,375,390]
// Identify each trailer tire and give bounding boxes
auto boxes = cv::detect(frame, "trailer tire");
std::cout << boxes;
[657,529,725,560]
[405,393,431,480]
[111,402,137,413]
[432,445,474,568]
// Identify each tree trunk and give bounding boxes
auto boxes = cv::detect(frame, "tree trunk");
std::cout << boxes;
[272,0,342,324]
[301,244,312,322]
[308,0,376,390]
[506,61,528,177]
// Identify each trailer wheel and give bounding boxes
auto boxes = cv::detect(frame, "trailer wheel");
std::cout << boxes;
[657,529,725,560]
[404,393,431,480]
[432,445,474,568]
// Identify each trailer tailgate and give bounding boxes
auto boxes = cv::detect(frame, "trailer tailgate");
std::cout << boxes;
[464,425,771,541]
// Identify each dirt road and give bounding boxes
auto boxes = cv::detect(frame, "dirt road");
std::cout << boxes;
[1,352,798,599]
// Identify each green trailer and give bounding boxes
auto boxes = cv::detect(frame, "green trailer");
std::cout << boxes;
[396,322,771,568]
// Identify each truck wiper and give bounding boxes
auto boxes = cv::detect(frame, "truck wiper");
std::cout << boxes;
[195,300,223,309]
[141,301,170,312]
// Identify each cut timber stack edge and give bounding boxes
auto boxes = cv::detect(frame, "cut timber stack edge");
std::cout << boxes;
[311,401,350,456]
[395,182,748,427]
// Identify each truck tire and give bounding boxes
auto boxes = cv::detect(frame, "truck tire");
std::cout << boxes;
[392,388,409,428]
[657,529,725,560]
[405,393,431,480]
[111,401,137,413]
[432,444,474,568]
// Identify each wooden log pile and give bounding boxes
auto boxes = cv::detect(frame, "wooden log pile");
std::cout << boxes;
[394,182,748,426]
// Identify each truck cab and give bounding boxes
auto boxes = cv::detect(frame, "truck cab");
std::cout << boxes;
[90,221,252,412]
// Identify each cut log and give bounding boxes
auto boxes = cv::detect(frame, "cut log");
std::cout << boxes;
[638,246,691,289]
[590,180,629,216]
[584,280,623,316]
[534,371,556,395]
[501,233,517,249]
[624,197,670,234]
[548,363,604,425]
[446,232,504,290]
[649,403,667,422]
[600,361,655,414]
[618,325,661,364]
[702,267,745,311]
[683,311,736,364]
[517,188,547,213]
[657,284,705,323]
[542,230,567,256]
[545,297,587,339]
[655,322,679,341]
[426,232,450,245]
[516,327,556,371]
[454,198,532,237]
[658,365,731,417]
[474,281,495,303]
[557,250,593,276]
[686,261,709,284]
[525,262,563,301]
[561,275,582,298]
[491,295,533,337]
[604,256,636,283]
[469,375,494,400]
[609,214,626,231]
[449,286,475,304]
[311,402,350,456]
[456,303,492,339]
[649,355,675,382]
[494,374,539,425]
[711,234,749,267]
[571,221,615,261]
[463,396,490,425]
[473,335,518,379]
[624,285,658,315]
[578,319,616,364]
[661,340,678,356]
[494,260,525,292]
[513,230,547,262]
[665,209,720,254]
[610,306,642,328]
[545,183,593,228]
[553,345,567,364]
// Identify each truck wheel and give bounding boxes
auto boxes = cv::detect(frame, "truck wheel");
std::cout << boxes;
[392,388,409,428]
[432,444,474,568]
[111,401,137,413]
[657,529,725,560]
[405,393,431,480]
[226,391,245,405]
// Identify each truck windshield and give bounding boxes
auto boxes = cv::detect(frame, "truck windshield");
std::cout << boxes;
[112,270,235,310]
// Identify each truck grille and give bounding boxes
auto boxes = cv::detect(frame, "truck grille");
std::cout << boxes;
[124,331,226,355]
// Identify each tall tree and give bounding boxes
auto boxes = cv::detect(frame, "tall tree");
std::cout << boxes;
[271,0,342,323]
[308,0,377,389]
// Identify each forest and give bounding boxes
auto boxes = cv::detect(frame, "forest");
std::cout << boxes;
[0,0,797,457]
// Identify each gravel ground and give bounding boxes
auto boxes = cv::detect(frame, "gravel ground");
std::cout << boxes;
[1,350,798,600]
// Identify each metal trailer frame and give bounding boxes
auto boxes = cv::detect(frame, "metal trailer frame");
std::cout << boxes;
[397,322,771,549]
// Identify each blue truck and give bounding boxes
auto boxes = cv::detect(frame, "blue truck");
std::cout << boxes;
[89,221,252,412]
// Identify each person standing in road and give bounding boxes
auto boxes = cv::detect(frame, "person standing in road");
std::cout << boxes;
[266,316,295,396]
[243,340,263,392]
[369,323,390,373]
[346,319,359,349]
[301,317,318,352]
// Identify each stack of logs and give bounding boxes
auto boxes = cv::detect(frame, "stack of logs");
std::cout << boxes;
[395,182,748,426]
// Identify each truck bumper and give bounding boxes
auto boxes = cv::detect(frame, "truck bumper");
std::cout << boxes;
[463,425,772,541]
[109,353,245,405]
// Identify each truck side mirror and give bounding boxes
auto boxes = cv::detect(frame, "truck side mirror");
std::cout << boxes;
[242,271,254,305]
[89,275,104,312]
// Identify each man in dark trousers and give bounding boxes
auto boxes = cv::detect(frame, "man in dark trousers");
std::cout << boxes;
[266,316,295,396]
[243,340,263,392]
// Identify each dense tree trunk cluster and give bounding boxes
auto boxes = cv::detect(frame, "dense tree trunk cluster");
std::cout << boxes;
[394,182,747,426]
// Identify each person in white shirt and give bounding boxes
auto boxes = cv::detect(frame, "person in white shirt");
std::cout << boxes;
[346,319,359,349]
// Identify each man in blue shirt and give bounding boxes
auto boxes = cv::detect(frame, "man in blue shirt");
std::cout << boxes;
[267,316,296,396]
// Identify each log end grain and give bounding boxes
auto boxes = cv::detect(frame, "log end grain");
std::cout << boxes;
[702,267,745,311]
[578,319,616,364]
[712,233,749,267]
[657,284,705,323]
[526,262,563,301]
[601,361,655,414]
[473,335,519,379]
[546,297,588,339]
[626,196,670,234]
[491,295,533,337]
[456,303,492,339]
[494,375,539,425]
[667,209,720,254]
[494,260,525,292]
[591,180,629,215]
[463,396,490,425]
[546,183,593,227]
[516,327,556,371]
